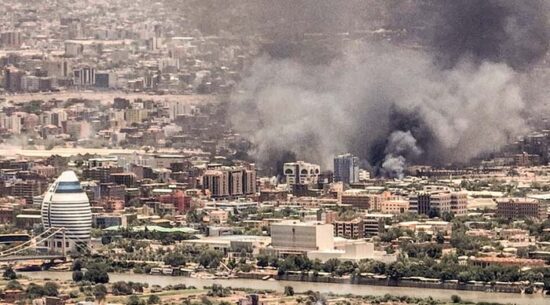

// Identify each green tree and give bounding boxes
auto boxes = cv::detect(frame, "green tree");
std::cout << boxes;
[435,232,445,244]
[6,280,22,290]
[256,254,269,267]
[72,259,83,271]
[83,262,110,284]
[198,250,223,269]
[207,284,230,297]
[93,284,108,304]
[43,282,59,296]
[386,262,406,280]
[113,281,133,295]
[164,252,188,267]
[127,295,141,305]
[26,283,45,299]
[284,286,295,296]
[147,295,160,304]
[72,270,84,282]
[428,208,439,218]
[2,267,16,280]
[322,258,340,273]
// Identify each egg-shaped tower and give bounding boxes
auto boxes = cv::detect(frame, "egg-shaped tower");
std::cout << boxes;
[41,170,92,251]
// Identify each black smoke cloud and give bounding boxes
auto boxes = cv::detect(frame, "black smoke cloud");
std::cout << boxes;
[230,0,549,176]
[431,0,549,70]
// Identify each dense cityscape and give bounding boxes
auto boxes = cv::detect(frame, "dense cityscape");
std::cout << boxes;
[0,1,549,305]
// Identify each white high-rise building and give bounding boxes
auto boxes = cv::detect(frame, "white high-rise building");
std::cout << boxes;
[41,171,92,251]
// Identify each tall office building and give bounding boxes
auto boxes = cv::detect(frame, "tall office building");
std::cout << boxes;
[0,31,22,48]
[202,165,256,198]
[3,66,24,92]
[41,171,92,251]
[73,66,96,86]
[334,153,359,184]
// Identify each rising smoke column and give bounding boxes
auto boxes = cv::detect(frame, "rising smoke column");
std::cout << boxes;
[230,0,549,176]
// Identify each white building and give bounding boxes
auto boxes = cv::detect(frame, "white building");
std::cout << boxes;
[308,239,397,263]
[270,220,334,254]
[41,171,92,251]
[283,161,320,185]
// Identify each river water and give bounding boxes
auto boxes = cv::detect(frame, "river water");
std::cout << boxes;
[24,271,548,305]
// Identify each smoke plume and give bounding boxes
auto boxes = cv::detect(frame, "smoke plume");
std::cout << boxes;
[230,0,549,176]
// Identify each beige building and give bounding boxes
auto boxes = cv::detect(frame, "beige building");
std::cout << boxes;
[409,192,451,216]
[341,189,382,210]
[450,192,468,216]
[202,165,256,198]
[380,199,410,214]
[496,198,546,219]
[398,220,452,235]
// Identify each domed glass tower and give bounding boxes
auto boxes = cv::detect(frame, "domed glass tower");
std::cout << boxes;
[41,170,92,251]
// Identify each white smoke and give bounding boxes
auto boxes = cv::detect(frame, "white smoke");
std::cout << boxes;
[382,155,406,179]
[382,130,422,177]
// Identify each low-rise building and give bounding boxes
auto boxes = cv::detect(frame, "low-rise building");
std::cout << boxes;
[333,218,364,239]
[270,220,334,255]
[496,198,547,219]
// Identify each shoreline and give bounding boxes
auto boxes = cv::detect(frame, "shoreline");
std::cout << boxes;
[237,272,543,295]
[23,271,549,305]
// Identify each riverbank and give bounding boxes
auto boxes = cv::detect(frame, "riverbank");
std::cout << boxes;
[24,271,549,305]
[237,272,538,294]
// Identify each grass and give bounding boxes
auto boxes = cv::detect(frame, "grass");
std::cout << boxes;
[106,288,206,302]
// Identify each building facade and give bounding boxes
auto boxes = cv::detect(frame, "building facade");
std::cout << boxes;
[270,221,334,254]
[41,171,92,251]
[496,198,546,219]
[334,153,359,184]
[283,161,320,186]
[333,218,364,239]
[202,165,256,198]
[409,192,451,216]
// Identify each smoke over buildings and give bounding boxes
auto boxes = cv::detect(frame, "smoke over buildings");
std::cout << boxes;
[230,0,549,176]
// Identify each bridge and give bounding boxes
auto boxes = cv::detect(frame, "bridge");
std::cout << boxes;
[0,227,90,264]
[0,254,66,262]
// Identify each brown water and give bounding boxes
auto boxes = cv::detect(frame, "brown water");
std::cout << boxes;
[25,271,549,305]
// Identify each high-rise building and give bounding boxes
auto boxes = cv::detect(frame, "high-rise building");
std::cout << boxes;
[3,66,24,92]
[41,171,92,251]
[202,165,256,198]
[334,153,359,184]
[283,161,320,185]
[0,31,22,48]
[73,66,96,86]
